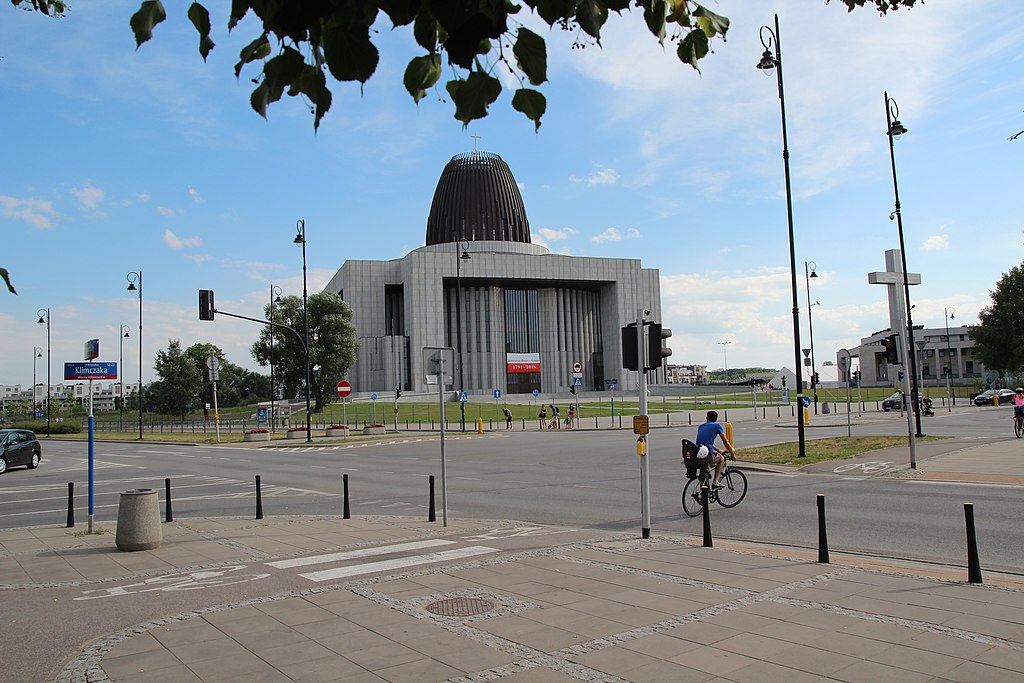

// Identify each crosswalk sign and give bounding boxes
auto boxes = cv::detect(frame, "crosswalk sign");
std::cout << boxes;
[459,391,469,402]
[573,377,583,387]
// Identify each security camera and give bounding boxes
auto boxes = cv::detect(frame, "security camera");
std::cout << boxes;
[889,212,896,221]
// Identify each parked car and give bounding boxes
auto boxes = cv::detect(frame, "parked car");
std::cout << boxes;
[973,389,1017,406]
[882,391,905,411]
[0,429,43,474]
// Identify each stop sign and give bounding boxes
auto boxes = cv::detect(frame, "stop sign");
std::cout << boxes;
[336,380,352,397]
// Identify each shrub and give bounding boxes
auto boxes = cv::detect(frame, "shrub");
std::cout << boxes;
[247,429,268,434]
[288,426,306,431]
[8,420,82,435]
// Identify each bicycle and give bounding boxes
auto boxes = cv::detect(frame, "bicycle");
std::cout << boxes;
[1014,410,1023,439]
[680,440,747,517]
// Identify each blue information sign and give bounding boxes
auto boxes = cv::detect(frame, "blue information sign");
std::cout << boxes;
[573,377,583,386]
[800,396,811,408]
[532,389,540,397]
[64,362,117,380]
[459,391,469,402]
[371,393,378,401]
[493,389,501,399]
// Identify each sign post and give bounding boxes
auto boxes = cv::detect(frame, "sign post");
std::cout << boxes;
[424,346,454,526]
[65,358,116,534]
[337,381,351,440]
[207,355,221,442]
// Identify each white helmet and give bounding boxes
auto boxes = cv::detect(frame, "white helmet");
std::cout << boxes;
[696,445,710,459]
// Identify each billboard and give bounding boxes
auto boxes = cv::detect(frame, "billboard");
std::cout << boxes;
[506,352,540,374]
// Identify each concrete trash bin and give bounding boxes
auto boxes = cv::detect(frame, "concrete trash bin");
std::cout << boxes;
[115,488,162,551]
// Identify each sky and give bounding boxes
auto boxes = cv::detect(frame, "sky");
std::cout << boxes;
[2,0,1023,391]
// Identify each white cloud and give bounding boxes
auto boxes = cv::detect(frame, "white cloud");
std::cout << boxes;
[71,182,104,210]
[569,168,619,185]
[188,254,213,264]
[922,235,950,251]
[136,192,151,202]
[537,227,576,242]
[163,229,202,249]
[156,206,179,217]
[592,227,640,243]
[188,186,202,203]
[0,195,57,229]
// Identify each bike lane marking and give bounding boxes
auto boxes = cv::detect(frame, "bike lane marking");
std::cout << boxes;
[266,539,456,569]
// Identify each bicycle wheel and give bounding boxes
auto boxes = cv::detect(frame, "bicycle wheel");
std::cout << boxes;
[681,477,705,517]
[1015,417,1023,438]
[716,470,748,508]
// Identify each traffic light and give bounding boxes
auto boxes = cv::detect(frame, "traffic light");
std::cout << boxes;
[621,323,639,371]
[781,375,787,388]
[813,372,820,387]
[570,385,576,395]
[882,334,899,364]
[199,289,215,321]
[395,388,402,401]
[646,323,673,371]
[898,370,904,382]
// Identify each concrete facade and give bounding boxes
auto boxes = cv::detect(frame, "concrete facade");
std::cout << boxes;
[838,324,986,389]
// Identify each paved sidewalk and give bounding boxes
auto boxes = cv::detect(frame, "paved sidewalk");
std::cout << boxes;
[3,516,1023,683]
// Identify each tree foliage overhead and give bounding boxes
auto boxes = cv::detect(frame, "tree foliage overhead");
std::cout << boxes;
[250,292,358,414]
[969,262,1024,376]
[122,0,921,132]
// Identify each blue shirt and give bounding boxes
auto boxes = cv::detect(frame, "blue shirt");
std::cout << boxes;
[695,421,724,453]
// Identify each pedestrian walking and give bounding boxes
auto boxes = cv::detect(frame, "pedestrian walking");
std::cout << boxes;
[538,404,547,429]
[502,406,513,429]
[549,404,560,429]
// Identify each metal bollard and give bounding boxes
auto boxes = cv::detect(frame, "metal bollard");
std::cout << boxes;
[343,474,351,519]
[817,494,829,563]
[66,482,75,528]
[701,484,712,547]
[164,478,173,523]
[964,502,982,583]
[428,475,436,522]
[255,475,264,520]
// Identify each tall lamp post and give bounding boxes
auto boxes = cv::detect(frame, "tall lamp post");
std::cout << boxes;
[884,92,924,438]
[718,341,731,378]
[293,220,313,443]
[32,347,42,416]
[804,261,819,413]
[757,14,807,457]
[269,285,282,432]
[454,239,471,432]
[126,271,144,440]
[944,306,956,409]
[35,308,51,437]
[119,325,130,432]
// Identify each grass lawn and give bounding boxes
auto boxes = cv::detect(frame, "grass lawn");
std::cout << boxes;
[736,435,949,466]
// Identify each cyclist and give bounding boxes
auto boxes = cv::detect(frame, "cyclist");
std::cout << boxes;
[1014,388,1024,423]
[695,410,736,489]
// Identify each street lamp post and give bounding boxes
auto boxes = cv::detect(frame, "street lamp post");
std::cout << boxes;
[804,261,819,413]
[838,348,853,437]
[32,347,42,416]
[884,92,924,438]
[718,341,731,378]
[454,239,471,432]
[293,220,313,443]
[269,285,282,432]
[119,325,130,431]
[126,271,144,439]
[944,306,956,409]
[35,308,51,437]
[757,14,807,457]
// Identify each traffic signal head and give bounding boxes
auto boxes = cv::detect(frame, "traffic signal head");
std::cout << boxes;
[570,385,576,395]
[395,388,402,400]
[647,323,673,371]
[199,289,215,321]
[883,334,899,364]
[781,375,787,388]
[621,323,639,371]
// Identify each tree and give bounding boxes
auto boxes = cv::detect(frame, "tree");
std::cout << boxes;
[251,292,358,414]
[151,339,204,417]
[183,342,271,408]
[970,262,1024,376]
[114,0,920,131]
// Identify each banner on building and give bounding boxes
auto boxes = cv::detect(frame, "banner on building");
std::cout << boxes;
[506,352,540,374]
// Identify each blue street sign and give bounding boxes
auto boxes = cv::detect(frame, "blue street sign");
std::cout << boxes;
[35,411,44,418]
[459,391,469,402]
[64,361,117,380]
[493,389,501,399]
[532,389,540,397]
[801,396,811,408]
[573,377,583,386]
[371,393,378,401]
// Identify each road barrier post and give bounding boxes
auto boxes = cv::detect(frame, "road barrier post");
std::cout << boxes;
[164,478,173,523]
[964,502,982,583]
[817,493,829,563]
[428,475,436,522]
[66,482,75,528]
[343,474,351,519]
[255,475,264,520]
[701,484,712,548]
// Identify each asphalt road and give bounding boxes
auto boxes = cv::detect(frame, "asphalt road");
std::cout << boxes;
[3,404,1023,572]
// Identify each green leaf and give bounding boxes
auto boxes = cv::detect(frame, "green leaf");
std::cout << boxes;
[235,34,271,79]
[512,88,546,132]
[288,65,333,131]
[575,0,608,40]
[130,0,167,48]
[446,71,502,127]
[513,27,547,86]
[413,11,438,50]
[250,46,305,119]
[693,3,729,37]
[228,0,249,31]
[676,26,708,70]
[322,24,379,83]
[378,0,418,26]
[404,54,442,104]
[533,0,574,25]
[187,2,215,61]
[0,267,16,295]
[644,0,667,44]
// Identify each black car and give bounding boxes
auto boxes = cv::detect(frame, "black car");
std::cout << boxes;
[882,391,905,411]
[973,389,1017,406]
[0,429,42,474]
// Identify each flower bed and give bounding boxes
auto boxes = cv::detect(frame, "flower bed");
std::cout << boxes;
[243,430,271,442]
[326,424,349,437]
[286,427,308,440]
[362,424,386,436]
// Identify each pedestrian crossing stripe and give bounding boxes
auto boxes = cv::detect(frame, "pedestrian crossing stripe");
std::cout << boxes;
[266,539,454,569]
[296,546,497,582]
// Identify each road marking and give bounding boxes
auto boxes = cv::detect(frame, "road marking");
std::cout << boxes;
[749,472,798,478]
[75,566,269,601]
[297,546,496,582]
[138,450,186,455]
[267,539,455,569]
[905,480,1023,489]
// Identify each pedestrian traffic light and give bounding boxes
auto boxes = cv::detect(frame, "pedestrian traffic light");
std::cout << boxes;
[570,385,576,395]
[882,335,899,364]
[813,372,820,387]
[621,323,639,371]
[199,289,215,321]
[395,388,402,401]
[646,323,673,371]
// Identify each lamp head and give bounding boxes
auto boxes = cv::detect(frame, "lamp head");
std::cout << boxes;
[756,50,776,71]
[889,211,897,221]
[37,315,45,324]
[810,269,818,279]
[127,281,137,292]
[293,233,304,245]
[888,119,908,139]
[36,350,42,358]
[123,329,130,338]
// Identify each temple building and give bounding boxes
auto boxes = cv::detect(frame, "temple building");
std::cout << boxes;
[324,151,666,396]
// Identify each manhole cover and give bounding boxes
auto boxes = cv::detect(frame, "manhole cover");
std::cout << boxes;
[425,597,495,617]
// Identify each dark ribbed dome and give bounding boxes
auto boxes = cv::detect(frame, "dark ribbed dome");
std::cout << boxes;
[425,152,531,246]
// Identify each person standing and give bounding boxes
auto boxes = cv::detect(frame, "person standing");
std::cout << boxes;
[566,405,576,429]
[549,404,560,429]
[503,406,513,429]
[695,410,736,489]
[538,404,547,429]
